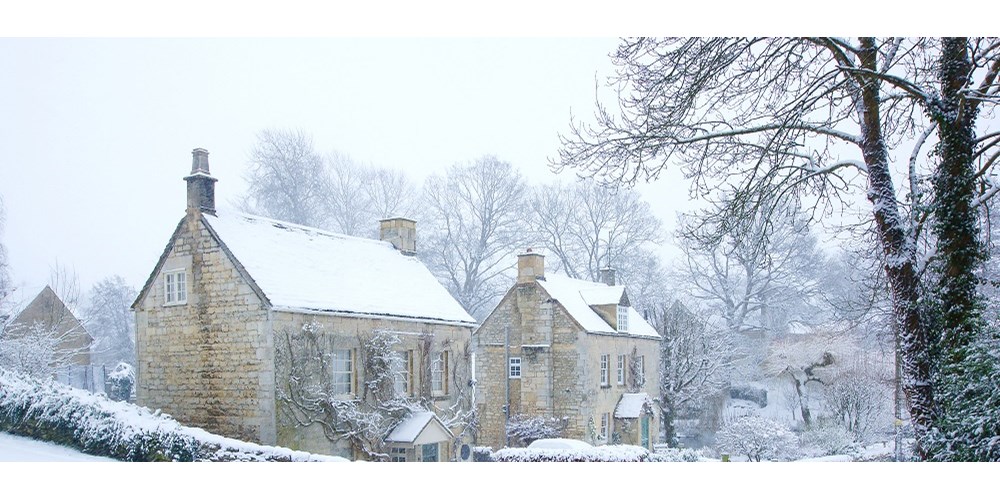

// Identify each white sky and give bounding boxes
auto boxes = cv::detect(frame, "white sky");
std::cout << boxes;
[0,3,987,297]
[0,36,695,295]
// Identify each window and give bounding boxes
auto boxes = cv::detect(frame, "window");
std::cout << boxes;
[599,412,610,442]
[164,269,187,305]
[332,349,353,395]
[421,443,439,462]
[393,350,412,397]
[431,351,448,395]
[600,354,610,386]
[637,355,645,387]
[617,305,629,333]
[616,354,626,385]
[508,357,521,379]
[390,447,407,462]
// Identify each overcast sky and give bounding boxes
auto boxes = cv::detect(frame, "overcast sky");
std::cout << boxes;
[0,37,695,296]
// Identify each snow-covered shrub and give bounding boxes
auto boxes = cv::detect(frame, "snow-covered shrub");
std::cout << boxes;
[472,446,494,462]
[0,368,343,462]
[799,424,858,457]
[106,362,135,402]
[506,414,564,446]
[649,445,702,462]
[717,414,798,462]
[491,444,650,462]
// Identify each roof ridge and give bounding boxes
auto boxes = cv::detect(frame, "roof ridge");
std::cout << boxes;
[210,209,396,249]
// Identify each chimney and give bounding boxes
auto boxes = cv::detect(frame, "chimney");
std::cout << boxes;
[600,267,617,286]
[379,217,417,255]
[517,249,545,284]
[184,148,217,215]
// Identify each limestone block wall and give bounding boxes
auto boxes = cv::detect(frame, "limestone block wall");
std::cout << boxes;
[473,281,661,450]
[270,311,473,459]
[135,216,275,444]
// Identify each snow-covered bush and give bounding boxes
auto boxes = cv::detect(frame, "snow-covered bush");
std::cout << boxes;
[717,414,799,461]
[106,362,134,402]
[491,444,650,462]
[0,368,344,462]
[649,445,703,462]
[505,414,564,446]
[799,424,858,457]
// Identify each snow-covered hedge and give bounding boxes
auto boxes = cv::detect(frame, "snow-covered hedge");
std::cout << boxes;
[649,445,704,462]
[491,444,650,462]
[0,368,345,462]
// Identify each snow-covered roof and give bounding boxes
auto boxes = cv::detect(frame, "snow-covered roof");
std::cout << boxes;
[536,273,659,339]
[385,411,453,443]
[614,392,654,419]
[202,211,476,326]
[578,286,626,305]
[1,285,46,328]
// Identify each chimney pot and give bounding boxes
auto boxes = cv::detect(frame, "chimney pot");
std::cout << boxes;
[184,147,217,215]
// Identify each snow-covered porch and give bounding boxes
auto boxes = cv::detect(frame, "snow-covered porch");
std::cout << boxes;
[384,411,454,462]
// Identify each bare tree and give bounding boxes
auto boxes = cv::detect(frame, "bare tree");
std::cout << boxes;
[674,205,829,345]
[657,300,732,446]
[83,275,137,366]
[325,151,373,237]
[420,156,530,319]
[0,196,11,307]
[239,128,330,228]
[555,38,1000,455]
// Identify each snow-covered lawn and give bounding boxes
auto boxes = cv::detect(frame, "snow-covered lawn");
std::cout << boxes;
[0,431,116,462]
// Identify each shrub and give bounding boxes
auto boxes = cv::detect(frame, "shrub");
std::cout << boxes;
[0,368,344,462]
[491,444,650,462]
[106,362,135,402]
[717,415,798,462]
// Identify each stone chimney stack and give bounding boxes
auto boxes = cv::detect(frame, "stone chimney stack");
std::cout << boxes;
[379,217,417,255]
[600,267,617,286]
[184,148,217,215]
[517,249,545,284]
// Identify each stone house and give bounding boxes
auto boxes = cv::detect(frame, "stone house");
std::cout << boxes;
[132,148,477,461]
[1,285,93,385]
[473,251,661,450]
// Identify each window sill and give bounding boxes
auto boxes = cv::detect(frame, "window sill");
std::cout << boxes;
[163,301,187,307]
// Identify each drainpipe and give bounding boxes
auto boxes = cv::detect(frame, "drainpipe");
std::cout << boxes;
[504,325,510,448]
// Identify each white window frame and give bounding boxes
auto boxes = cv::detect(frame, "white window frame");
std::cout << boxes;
[393,350,412,397]
[600,354,610,386]
[599,412,610,442]
[617,305,629,333]
[332,348,354,396]
[163,269,187,306]
[616,354,626,385]
[431,351,448,395]
[509,356,521,379]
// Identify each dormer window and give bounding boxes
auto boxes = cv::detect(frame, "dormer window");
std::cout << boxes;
[617,305,629,333]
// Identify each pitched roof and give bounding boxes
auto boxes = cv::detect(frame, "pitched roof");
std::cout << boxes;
[1,285,47,328]
[614,392,655,419]
[201,211,476,326]
[535,273,659,339]
[385,411,454,443]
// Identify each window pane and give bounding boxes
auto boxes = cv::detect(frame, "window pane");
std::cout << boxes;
[431,352,444,393]
[332,349,352,395]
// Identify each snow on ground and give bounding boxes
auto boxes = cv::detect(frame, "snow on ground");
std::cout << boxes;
[0,431,116,462]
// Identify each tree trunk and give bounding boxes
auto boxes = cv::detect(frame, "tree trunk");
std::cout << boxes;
[932,37,982,364]
[856,38,936,457]
[662,404,678,447]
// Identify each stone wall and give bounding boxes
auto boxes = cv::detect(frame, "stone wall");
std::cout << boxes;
[474,280,660,450]
[135,214,275,444]
[271,311,473,459]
